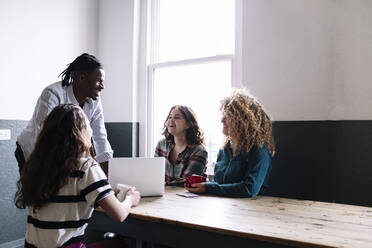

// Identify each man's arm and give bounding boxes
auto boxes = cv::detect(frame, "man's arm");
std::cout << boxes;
[89,100,113,165]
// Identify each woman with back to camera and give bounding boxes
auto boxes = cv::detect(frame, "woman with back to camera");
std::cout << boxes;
[155,105,208,186]
[15,104,140,248]
[186,91,275,197]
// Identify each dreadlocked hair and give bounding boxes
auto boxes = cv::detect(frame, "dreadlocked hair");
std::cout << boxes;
[221,91,275,157]
[59,53,102,86]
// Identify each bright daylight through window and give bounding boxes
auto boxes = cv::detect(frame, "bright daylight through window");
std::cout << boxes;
[150,0,235,166]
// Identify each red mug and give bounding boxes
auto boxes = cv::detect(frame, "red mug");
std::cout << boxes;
[185,175,206,188]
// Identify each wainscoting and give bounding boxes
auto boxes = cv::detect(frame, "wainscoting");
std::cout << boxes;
[269,120,372,207]
[0,238,24,248]
[105,122,139,157]
[0,120,28,246]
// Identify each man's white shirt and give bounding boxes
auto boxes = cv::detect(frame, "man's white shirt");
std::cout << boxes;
[17,81,113,163]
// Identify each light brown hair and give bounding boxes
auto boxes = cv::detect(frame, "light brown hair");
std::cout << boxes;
[220,91,275,157]
[15,104,92,210]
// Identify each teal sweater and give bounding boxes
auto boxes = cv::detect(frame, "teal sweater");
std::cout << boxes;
[205,143,272,197]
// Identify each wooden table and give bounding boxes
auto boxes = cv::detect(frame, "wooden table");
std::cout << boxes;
[89,186,372,248]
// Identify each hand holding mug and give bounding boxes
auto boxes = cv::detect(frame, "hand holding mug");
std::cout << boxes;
[185,175,206,193]
[115,184,132,202]
[125,187,141,207]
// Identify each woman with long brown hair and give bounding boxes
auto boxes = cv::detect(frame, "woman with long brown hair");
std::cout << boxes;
[155,105,208,185]
[186,91,275,197]
[15,104,140,248]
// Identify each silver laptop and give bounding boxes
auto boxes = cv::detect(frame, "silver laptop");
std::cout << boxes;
[108,157,165,197]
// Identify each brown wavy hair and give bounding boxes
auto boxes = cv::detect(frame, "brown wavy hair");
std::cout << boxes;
[162,105,204,145]
[221,91,275,157]
[14,104,92,210]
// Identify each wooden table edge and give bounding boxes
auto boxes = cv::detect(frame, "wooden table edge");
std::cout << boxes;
[95,207,337,248]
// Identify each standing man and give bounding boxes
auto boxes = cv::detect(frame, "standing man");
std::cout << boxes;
[15,53,113,174]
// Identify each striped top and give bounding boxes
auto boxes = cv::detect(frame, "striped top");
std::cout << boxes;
[25,158,113,248]
[155,139,208,185]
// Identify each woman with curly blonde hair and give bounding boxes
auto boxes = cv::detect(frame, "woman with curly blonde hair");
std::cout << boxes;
[186,91,275,197]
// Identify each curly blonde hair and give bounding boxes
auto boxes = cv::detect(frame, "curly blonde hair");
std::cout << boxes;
[220,91,275,157]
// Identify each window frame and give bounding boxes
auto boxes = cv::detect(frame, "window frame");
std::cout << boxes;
[144,0,242,156]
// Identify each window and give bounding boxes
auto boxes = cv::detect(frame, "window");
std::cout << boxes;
[148,0,236,164]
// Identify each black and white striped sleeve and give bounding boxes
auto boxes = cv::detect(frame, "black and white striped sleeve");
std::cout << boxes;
[79,162,113,207]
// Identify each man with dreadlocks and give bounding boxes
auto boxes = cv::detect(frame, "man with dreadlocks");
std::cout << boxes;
[16,53,113,174]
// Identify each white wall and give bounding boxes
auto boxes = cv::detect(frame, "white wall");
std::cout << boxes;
[98,0,140,122]
[0,0,99,120]
[331,0,372,120]
[0,1,99,244]
[241,0,332,121]
[241,0,372,121]
[5,0,370,147]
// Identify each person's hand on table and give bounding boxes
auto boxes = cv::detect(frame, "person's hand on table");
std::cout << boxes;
[185,182,206,194]
[125,187,140,207]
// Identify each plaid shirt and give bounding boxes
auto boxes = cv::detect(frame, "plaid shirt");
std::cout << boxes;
[155,139,208,185]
